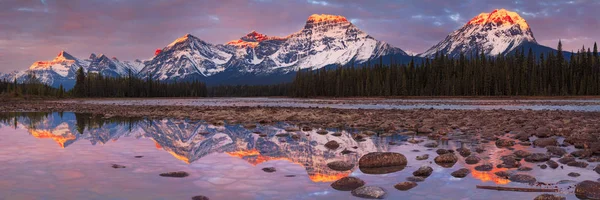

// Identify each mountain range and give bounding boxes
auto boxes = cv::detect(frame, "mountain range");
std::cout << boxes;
[0,10,569,89]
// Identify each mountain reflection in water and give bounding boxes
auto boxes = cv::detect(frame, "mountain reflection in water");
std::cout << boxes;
[0,112,396,183]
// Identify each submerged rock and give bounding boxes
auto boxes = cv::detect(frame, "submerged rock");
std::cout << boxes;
[518,166,533,171]
[359,152,407,174]
[111,164,126,169]
[394,181,418,191]
[406,176,425,182]
[317,130,329,135]
[424,142,438,148]
[568,172,581,177]
[412,166,433,178]
[262,167,276,173]
[159,171,189,178]
[330,177,365,191]
[416,154,429,161]
[451,168,470,178]
[575,180,600,200]
[327,161,355,171]
[351,186,386,199]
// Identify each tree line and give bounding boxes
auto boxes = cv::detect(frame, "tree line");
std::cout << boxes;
[292,41,600,97]
[0,72,65,98]
[71,68,208,97]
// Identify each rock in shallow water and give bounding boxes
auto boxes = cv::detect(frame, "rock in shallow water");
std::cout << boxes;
[262,167,276,173]
[324,140,340,150]
[394,181,417,191]
[595,165,600,174]
[474,164,493,171]
[111,164,126,169]
[508,174,536,184]
[568,172,581,177]
[533,138,558,147]
[406,176,425,182]
[434,153,458,168]
[159,171,189,178]
[451,168,470,178]
[191,195,210,200]
[412,166,433,178]
[546,160,559,169]
[351,186,386,199]
[524,153,551,163]
[575,180,600,200]
[567,161,589,168]
[546,146,567,156]
[495,139,515,147]
[465,155,481,165]
[358,152,407,174]
[416,154,429,160]
[330,177,365,191]
[533,194,565,200]
[327,161,354,171]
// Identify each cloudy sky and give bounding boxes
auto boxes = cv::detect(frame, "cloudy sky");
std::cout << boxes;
[1,0,598,72]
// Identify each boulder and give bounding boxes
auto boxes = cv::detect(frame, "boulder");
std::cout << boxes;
[514,150,532,158]
[324,141,340,150]
[508,174,537,184]
[524,153,551,162]
[327,161,354,171]
[558,156,576,164]
[412,166,433,178]
[330,177,365,191]
[575,180,600,200]
[495,139,515,147]
[546,160,559,169]
[465,156,481,165]
[533,194,566,200]
[533,138,558,147]
[474,164,493,171]
[595,165,600,175]
[394,181,418,191]
[351,186,386,199]
[434,153,458,168]
[546,146,567,156]
[567,161,589,168]
[451,168,470,178]
[359,152,407,174]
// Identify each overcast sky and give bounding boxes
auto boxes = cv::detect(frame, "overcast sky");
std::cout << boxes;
[1,0,598,72]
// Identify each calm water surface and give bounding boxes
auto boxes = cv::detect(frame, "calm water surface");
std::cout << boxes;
[64,98,600,112]
[0,112,594,200]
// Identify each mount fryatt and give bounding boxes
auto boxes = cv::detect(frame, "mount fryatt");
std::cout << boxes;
[1,14,413,88]
[420,9,562,58]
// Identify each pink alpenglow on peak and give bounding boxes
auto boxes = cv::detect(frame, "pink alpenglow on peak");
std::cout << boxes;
[467,9,529,30]
[226,31,285,48]
[306,14,348,24]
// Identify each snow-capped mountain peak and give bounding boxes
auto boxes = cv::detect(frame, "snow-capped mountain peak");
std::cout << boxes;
[420,9,536,58]
[140,13,411,84]
[468,9,529,30]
